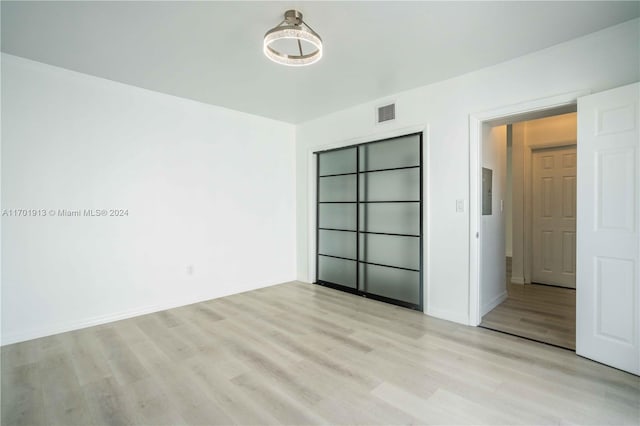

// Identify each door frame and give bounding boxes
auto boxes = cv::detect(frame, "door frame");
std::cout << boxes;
[469,90,588,326]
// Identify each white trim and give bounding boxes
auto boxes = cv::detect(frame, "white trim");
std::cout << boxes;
[511,276,526,285]
[2,303,167,346]
[469,90,589,326]
[423,125,432,315]
[1,279,281,346]
[528,140,577,150]
[308,124,426,155]
[481,291,508,318]
[426,306,470,325]
[307,149,318,283]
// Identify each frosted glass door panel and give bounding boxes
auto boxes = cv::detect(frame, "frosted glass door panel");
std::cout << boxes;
[319,257,357,288]
[319,175,356,202]
[360,168,420,202]
[359,134,420,171]
[319,230,356,259]
[359,264,420,304]
[360,234,419,270]
[319,204,357,230]
[319,148,357,176]
[360,203,420,236]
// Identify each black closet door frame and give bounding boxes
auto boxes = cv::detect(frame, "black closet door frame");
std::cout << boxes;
[314,132,424,312]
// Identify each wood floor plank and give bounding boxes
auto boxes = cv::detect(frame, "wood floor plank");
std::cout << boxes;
[42,387,95,426]
[230,372,324,425]
[1,363,46,426]
[481,270,576,349]
[83,377,137,426]
[2,280,638,426]
[371,381,461,425]
[134,314,198,362]
[38,351,96,426]
[67,330,113,386]
[313,386,423,425]
[128,340,234,425]
[183,356,275,425]
[1,340,40,368]
[94,328,150,386]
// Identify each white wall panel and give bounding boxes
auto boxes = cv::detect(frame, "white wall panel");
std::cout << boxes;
[1,54,296,344]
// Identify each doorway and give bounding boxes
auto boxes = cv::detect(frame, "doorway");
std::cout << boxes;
[470,84,639,375]
[478,111,578,350]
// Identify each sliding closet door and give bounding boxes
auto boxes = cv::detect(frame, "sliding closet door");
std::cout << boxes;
[316,133,423,310]
[359,135,422,306]
[317,147,358,288]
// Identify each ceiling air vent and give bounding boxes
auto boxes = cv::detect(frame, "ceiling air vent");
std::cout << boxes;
[376,103,396,124]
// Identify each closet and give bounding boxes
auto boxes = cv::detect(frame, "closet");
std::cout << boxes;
[316,133,423,310]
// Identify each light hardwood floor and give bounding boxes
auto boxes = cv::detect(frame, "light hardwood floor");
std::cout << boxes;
[480,282,576,350]
[2,281,638,425]
[480,258,576,350]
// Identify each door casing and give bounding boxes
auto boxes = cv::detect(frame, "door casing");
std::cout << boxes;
[469,90,588,326]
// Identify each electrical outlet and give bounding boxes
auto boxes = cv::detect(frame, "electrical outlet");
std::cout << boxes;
[456,199,465,213]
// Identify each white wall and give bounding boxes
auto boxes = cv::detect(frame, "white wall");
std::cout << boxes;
[481,125,507,316]
[1,54,296,345]
[296,19,639,324]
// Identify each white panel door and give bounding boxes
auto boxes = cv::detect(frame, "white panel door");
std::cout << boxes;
[577,82,639,375]
[532,146,577,288]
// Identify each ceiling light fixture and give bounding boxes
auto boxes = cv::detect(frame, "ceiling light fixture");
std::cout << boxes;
[263,10,322,67]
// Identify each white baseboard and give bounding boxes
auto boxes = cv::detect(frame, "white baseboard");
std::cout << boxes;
[1,279,285,346]
[426,306,470,325]
[511,276,525,284]
[2,303,168,346]
[480,291,508,317]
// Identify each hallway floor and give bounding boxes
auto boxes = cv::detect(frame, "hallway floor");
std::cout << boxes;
[480,264,576,350]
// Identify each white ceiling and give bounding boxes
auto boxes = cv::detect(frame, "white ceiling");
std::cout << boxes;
[2,1,638,123]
